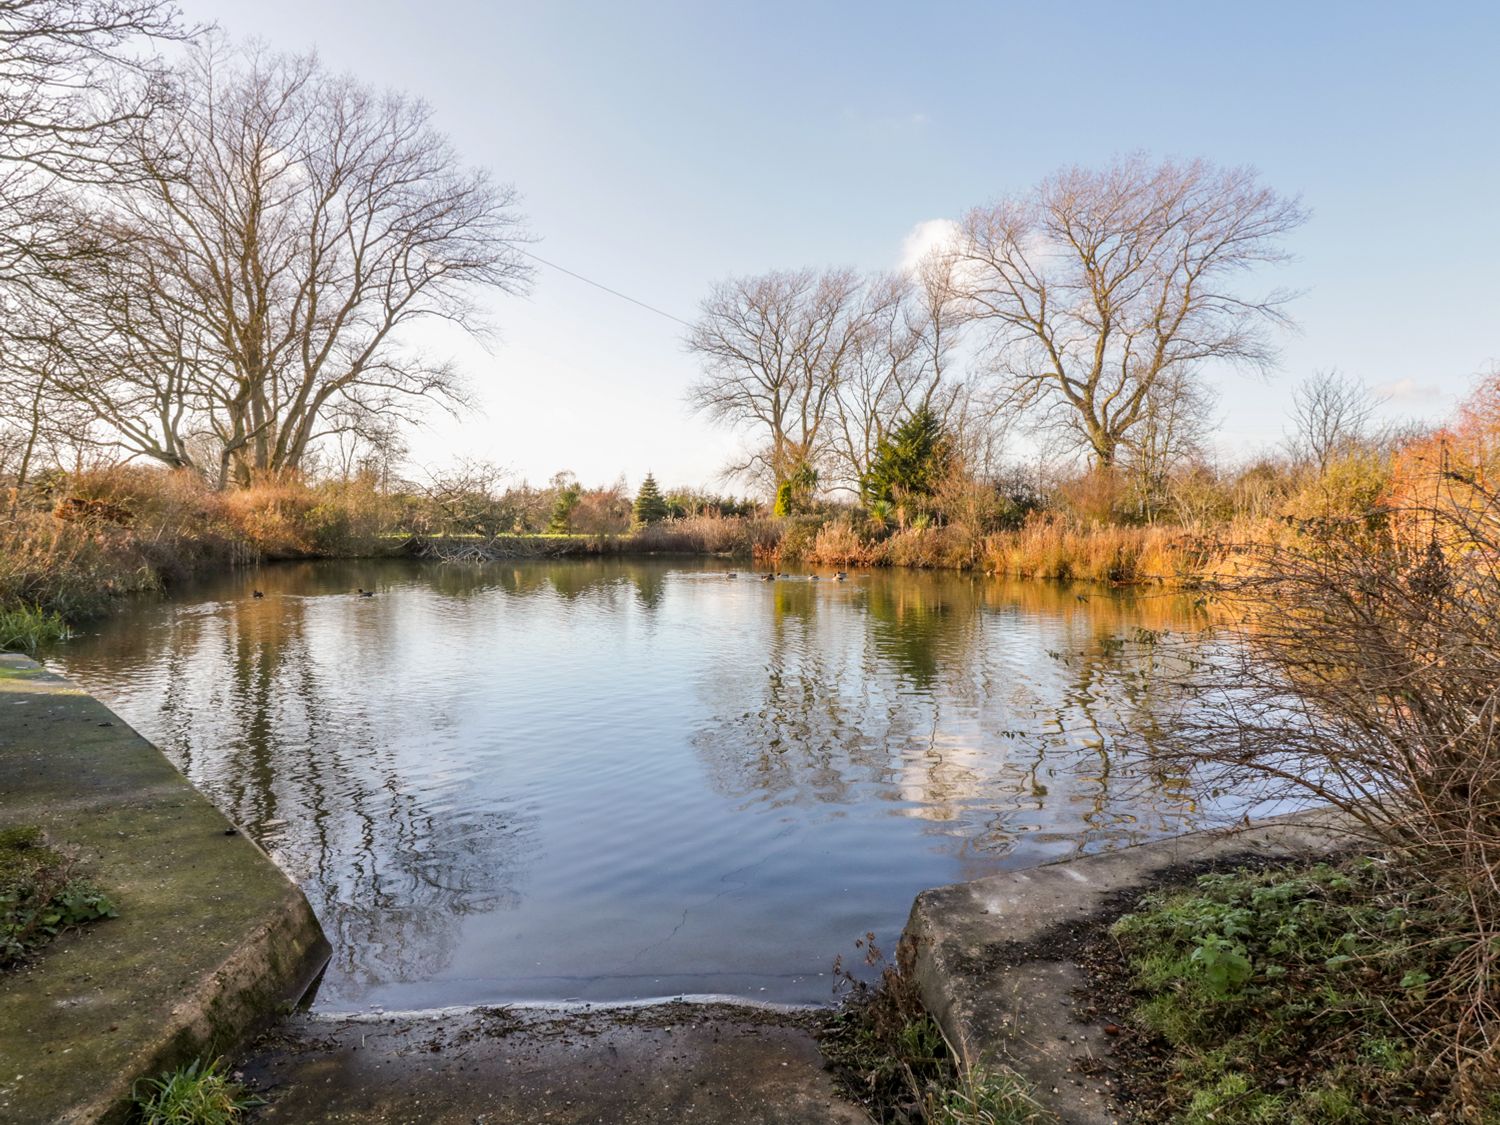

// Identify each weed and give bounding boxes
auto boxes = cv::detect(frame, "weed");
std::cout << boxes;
[0,604,69,652]
[0,826,116,967]
[1105,857,1483,1122]
[823,934,1051,1124]
[131,1058,262,1125]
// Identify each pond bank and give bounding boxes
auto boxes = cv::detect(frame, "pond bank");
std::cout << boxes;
[902,809,1353,1122]
[0,655,328,1125]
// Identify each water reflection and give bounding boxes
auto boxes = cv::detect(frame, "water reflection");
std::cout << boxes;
[50,560,1229,1010]
[694,574,1209,873]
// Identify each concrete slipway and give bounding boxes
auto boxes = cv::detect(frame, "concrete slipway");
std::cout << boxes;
[0,654,329,1124]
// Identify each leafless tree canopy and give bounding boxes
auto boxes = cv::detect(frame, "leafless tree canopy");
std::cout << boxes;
[952,155,1307,467]
[686,262,997,496]
[56,40,532,484]
[0,0,185,298]
[0,0,187,482]
[685,267,869,493]
[1122,364,1218,520]
[1286,369,1382,472]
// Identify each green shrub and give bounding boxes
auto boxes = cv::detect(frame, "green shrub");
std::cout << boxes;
[0,604,69,652]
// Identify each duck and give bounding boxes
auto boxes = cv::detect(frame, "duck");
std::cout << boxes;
[357,588,375,598]
[834,572,848,581]
[810,575,820,581]
[761,573,775,582]
[726,572,737,579]
[252,590,264,599]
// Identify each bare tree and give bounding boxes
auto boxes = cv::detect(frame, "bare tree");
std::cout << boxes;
[686,267,870,505]
[1123,364,1218,521]
[825,257,991,493]
[0,330,94,494]
[952,156,1306,467]
[60,40,531,485]
[825,273,920,491]
[1286,369,1382,473]
[0,0,189,490]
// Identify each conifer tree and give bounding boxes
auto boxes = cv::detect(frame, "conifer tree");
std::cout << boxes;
[547,481,581,533]
[633,473,669,525]
[861,407,952,507]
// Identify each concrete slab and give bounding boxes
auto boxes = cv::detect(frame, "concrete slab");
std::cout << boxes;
[241,1001,872,1124]
[0,654,330,1125]
[902,812,1353,1123]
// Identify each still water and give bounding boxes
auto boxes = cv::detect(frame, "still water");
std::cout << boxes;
[49,559,1234,1011]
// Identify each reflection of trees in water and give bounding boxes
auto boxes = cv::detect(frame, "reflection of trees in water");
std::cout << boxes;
[420,557,675,615]
[1029,623,1202,853]
[858,576,970,687]
[695,575,1215,862]
[61,591,538,999]
[694,576,936,806]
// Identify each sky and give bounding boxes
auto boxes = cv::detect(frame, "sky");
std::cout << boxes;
[184,0,1500,491]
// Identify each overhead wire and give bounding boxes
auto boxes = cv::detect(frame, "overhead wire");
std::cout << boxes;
[517,248,694,328]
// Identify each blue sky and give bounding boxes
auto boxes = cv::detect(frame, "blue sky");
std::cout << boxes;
[190,0,1500,489]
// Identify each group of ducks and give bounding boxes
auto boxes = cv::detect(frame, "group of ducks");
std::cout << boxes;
[724,571,849,582]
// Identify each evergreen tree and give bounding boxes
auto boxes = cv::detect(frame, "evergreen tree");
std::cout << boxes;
[547,481,581,533]
[633,473,669,525]
[861,407,952,508]
[773,462,818,517]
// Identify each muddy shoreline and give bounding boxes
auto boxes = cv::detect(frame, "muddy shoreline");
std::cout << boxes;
[241,1000,871,1124]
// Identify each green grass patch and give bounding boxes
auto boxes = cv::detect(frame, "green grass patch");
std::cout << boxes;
[132,1058,262,1124]
[1,826,116,967]
[1107,856,1487,1123]
[0,604,69,653]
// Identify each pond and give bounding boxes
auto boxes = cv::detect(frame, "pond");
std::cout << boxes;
[48,558,1241,1012]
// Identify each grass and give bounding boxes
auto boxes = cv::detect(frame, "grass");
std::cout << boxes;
[980,519,1231,584]
[1101,856,1497,1123]
[131,1058,262,1125]
[822,934,1052,1124]
[0,825,116,968]
[797,514,1256,584]
[0,604,69,652]
[0,466,403,621]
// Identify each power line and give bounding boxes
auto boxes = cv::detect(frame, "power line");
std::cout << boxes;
[518,248,694,328]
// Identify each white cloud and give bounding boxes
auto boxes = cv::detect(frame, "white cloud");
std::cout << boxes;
[899,218,961,273]
[1373,377,1444,403]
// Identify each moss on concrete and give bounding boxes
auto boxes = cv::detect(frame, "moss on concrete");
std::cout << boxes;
[0,654,329,1125]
